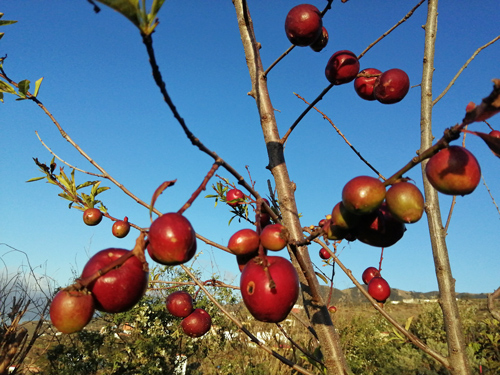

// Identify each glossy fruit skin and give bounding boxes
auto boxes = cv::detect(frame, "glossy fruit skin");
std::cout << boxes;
[342,176,386,215]
[50,289,95,334]
[425,146,481,196]
[362,266,379,285]
[385,182,424,223]
[181,308,212,338]
[83,208,102,226]
[285,4,323,47]
[112,217,131,238]
[81,248,148,313]
[226,189,245,207]
[331,201,361,230]
[240,256,299,323]
[368,276,391,302]
[260,224,289,251]
[355,204,406,248]
[325,50,360,85]
[147,213,197,266]
[319,248,330,260]
[228,229,260,256]
[310,26,329,52]
[373,68,410,104]
[166,291,194,318]
[354,68,382,101]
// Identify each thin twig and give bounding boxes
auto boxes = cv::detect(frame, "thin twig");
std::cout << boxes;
[35,131,105,178]
[481,174,500,218]
[281,83,334,145]
[295,93,386,180]
[433,35,500,106]
[358,0,426,59]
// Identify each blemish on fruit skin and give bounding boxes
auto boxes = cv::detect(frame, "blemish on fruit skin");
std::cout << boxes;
[247,281,255,295]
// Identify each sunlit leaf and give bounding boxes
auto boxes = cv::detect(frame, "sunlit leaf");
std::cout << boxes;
[76,181,98,190]
[26,176,45,183]
[95,0,141,27]
[0,20,17,27]
[33,77,43,97]
[18,79,30,96]
[0,92,3,102]
[150,0,166,19]
[0,80,17,95]
[95,186,110,195]
[0,33,4,41]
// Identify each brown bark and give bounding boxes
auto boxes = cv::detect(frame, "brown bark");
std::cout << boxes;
[233,1,350,374]
[420,1,471,374]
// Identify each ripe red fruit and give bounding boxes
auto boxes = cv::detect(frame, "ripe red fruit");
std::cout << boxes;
[319,248,330,260]
[325,50,360,85]
[328,305,337,313]
[228,229,260,256]
[260,224,289,251]
[284,4,323,47]
[310,26,329,52]
[181,308,212,338]
[147,213,197,266]
[331,201,361,230]
[354,68,382,101]
[362,266,380,285]
[81,248,148,313]
[50,289,95,334]
[373,68,410,104]
[240,256,299,323]
[355,204,406,248]
[83,208,102,226]
[166,291,194,318]
[112,217,131,238]
[385,182,424,223]
[226,189,245,207]
[425,146,481,196]
[367,276,391,302]
[342,176,386,215]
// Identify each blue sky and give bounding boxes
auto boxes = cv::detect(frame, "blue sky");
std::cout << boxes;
[1,1,499,295]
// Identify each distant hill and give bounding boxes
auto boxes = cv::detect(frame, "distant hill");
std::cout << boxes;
[315,285,488,305]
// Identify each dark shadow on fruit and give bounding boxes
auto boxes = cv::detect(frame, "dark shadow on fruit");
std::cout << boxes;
[355,205,406,248]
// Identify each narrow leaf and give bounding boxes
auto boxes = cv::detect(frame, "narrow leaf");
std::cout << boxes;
[0,92,4,103]
[33,77,43,97]
[95,186,110,195]
[0,33,4,41]
[26,176,45,183]
[463,130,500,158]
[0,20,17,27]
[315,272,329,284]
[76,181,98,190]
[150,0,166,18]
[149,180,177,220]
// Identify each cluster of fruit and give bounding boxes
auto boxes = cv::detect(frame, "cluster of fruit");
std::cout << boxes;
[50,248,149,334]
[83,207,131,238]
[166,291,212,338]
[225,188,300,323]
[362,266,391,303]
[285,4,410,104]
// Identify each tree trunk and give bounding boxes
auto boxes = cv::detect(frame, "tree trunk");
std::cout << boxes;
[233,1,351,374]
[420,1,471,374]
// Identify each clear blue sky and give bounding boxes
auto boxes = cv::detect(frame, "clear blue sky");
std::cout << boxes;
[1,1,499,295]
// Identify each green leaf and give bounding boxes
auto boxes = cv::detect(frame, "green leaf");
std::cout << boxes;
[95,0,141,27]
[0,80,17,95]
[26,176,45,183]
[18,79,30,96]
[76,181,98,190]
[0,20,17,27]
[0,33,4,41]
[150,0,166,19]
[33,77,43,97]
[0,92,3,103]
[95,186,110,195]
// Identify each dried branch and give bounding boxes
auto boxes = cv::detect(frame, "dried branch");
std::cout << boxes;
[358,0,426,59]
[433,35,500,106]
[295,93,386,180]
